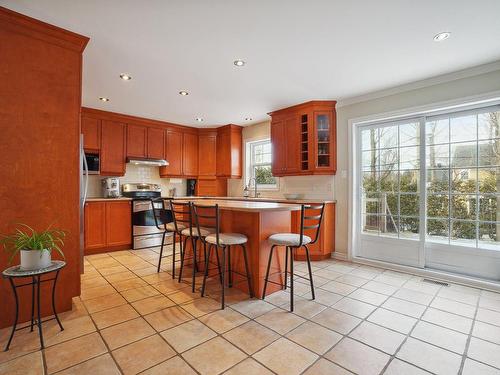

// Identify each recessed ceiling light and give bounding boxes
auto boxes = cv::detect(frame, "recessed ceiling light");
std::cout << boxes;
[433,32,451,42]
[245,117,252,121]
[99,97,109,102]
[233,59,246,67]
[195,117,204,122]
[119,73,132,80]
[179,91,189,96]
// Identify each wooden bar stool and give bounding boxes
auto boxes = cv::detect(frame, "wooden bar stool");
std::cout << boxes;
[262,203,326,311]
[174,201,215,292]
[193,203,253,309]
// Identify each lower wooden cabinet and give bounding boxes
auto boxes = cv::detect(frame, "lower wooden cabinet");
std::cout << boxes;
[84,200,131,254]
[84,202,106,250]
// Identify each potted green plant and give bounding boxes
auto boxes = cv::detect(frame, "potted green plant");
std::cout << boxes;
[0,224,65,270]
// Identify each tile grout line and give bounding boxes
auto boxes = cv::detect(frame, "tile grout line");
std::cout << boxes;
[3,251,499,375]
[98,248,277,375]
[458,290,480,374]
[379,281,445,375]
[94,252,204,375]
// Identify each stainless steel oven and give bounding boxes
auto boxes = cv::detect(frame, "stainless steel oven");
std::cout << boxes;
[132,199,173,249]
[122,183,173,250]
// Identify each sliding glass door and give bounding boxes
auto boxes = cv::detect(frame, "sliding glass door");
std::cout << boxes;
[356,105,500,280]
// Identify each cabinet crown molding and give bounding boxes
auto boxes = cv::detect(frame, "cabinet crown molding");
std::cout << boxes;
[268,100,337,117]
[0,6,89,52]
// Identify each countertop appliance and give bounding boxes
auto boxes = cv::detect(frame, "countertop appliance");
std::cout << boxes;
[122,183,173,250]
[102,177,120,198]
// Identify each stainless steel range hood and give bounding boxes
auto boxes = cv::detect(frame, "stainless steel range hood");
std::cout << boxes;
[126,157,169,167]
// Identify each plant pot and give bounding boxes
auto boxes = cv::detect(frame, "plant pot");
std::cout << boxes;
[20,249,51,270]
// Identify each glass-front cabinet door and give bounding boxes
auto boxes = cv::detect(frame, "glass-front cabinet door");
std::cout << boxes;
[314,111,335,171]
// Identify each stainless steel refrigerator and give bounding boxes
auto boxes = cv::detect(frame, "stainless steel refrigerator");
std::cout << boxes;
[79,135,89,273]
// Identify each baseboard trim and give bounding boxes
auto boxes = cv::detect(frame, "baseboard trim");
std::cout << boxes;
[352,256,500,293]
[331,252,348,261]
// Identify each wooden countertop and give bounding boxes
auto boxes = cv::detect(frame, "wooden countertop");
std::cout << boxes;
[175,198,301,212]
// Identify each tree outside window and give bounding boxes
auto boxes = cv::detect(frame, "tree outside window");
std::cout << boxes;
[247,139,277,189]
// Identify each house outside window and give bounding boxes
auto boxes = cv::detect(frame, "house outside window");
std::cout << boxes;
[246,139,278,190]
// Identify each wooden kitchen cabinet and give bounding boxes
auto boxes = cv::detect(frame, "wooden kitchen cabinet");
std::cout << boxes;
[84,201,106,250]
[269,101,337,176]
[126,124,147,158]
[81,116,101,152]
[100,120,126,176]
[147,127,164,159]
[271,120,286,175]
[160,129,183,177]
[198,131,217,177]
[105,201,132,247]
[216,125,242,178]
[84,200,132,254]
[183,132,199,177]
[126,125,164,159]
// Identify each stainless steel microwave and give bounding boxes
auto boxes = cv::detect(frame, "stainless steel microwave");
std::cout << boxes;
[84,153,100,174]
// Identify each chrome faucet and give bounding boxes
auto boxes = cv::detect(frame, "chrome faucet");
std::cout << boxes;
[248,177,260,198]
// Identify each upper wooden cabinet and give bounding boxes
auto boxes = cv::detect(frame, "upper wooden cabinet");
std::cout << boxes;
[81,116,101,151]
[100,120,126,176]
[198,131,217,177]
[160,129,183,177]
[126,125,164,159]
[147,127,164,159]
[159,129,198,178]
[126,124,147,158]
[269,101,336,176]
[216,125,242,178]
[183,132,199,177]
[81,108,243,181]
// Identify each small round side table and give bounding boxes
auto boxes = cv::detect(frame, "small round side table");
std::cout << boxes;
[2,260,66,351]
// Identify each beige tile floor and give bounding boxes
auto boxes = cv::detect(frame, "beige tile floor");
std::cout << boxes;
[1,246,500,374]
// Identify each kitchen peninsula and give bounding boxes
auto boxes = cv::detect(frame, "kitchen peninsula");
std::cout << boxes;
[174,198,301,298]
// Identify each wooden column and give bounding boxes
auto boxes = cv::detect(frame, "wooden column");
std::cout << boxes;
[0,6,88,328]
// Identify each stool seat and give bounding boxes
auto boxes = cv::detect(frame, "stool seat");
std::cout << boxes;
[206,233,248,246]
[166,222,186,232]
[268,233,311,246]
[181,226,214,237]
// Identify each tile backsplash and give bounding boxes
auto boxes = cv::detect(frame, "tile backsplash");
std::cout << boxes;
[87,164,186,197]
[228,174,334,200]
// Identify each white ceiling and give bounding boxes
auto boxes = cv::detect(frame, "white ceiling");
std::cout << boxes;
[2,0,500,127]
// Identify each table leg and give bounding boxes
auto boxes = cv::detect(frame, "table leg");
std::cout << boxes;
[36,275,44,349]
[52,270,64,331]
[30,276,35,332]
[4,278,19,351]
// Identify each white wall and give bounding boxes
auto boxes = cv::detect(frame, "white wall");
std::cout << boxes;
[335,63,500,257]
[87,164,186,198]
[227,121,335,200]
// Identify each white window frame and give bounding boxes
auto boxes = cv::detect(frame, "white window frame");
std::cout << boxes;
[245,138,279,191]
[348,91,500,283]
